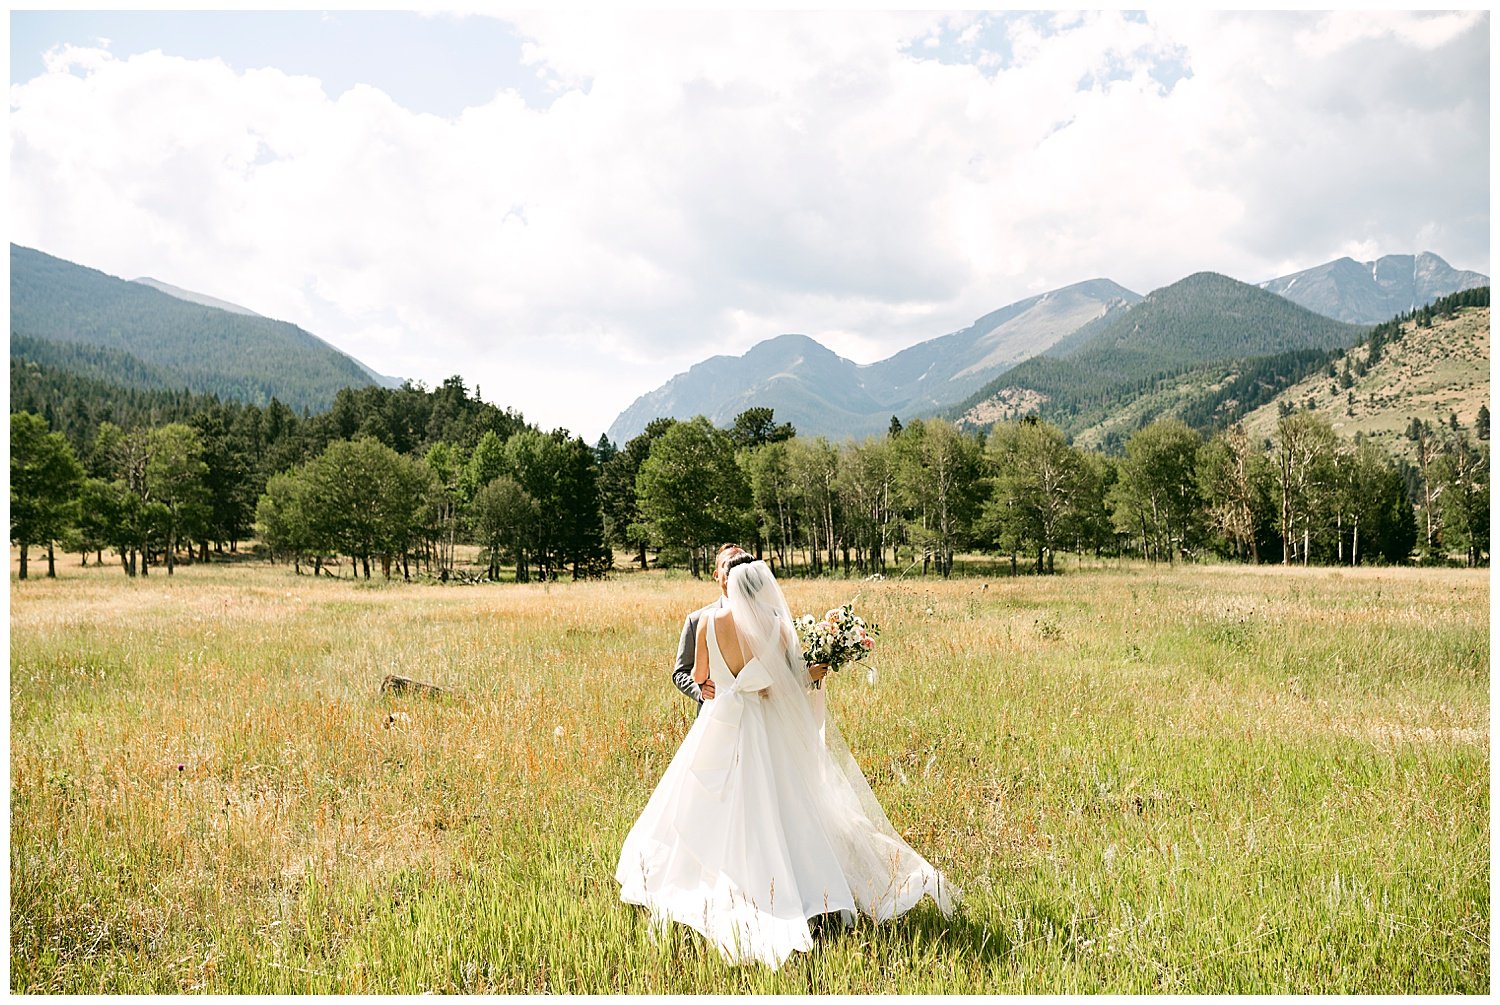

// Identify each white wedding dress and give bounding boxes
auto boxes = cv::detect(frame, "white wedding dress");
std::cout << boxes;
[616,561,956,969]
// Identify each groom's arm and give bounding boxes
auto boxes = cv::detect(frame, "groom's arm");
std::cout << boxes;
[672,613,702,702]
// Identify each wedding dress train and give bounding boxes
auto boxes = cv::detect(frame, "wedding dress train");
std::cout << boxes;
[616,565,956,969]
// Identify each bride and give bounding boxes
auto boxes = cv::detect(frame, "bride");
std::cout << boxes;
[615,556,957,969]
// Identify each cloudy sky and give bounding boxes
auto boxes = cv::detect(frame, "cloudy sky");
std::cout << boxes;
[9,8,1490,441]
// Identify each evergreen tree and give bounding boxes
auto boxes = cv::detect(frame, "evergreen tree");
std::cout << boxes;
[556,435,612,579]
[1430,430,1490,566]
[599,418,676,571]
[728,406,796,451]
[191,405,256,554]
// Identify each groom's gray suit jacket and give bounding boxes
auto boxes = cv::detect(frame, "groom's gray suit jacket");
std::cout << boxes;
[673,598,724,715]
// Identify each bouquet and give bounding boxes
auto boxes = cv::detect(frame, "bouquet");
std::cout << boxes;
[794,602,878,688]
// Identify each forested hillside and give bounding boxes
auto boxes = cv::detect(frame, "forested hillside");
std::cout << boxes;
[954,272,1369,442]
[1057,348,1338,453]
[12,334,182,395]
[1239,291,1489,456]
[10,245,385,414]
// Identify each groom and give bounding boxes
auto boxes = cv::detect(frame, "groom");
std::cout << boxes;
[673,543,827,714]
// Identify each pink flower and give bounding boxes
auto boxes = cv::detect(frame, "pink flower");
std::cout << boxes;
[860,638,875,650]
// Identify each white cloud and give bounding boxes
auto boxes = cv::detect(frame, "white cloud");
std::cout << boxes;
[9,10,1488,440]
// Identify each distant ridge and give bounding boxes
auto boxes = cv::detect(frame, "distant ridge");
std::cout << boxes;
[132,276,263,317]
[131,273,403,389]
[10,244,398,413]
[954,271,1370,442]
[605,278,1139,443]
[1260,251,1487,324]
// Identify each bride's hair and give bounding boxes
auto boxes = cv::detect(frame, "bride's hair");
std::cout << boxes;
[723,552,756,577]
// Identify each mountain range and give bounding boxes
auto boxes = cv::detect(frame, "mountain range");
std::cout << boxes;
[953,272,1370,449]
[608,251,1485,444]
[1260,252,1488,325]
[9,243,1486,445]
[606,278,1139,443]
[9,245,400,414]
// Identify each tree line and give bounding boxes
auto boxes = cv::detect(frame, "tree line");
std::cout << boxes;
[606,406,1485,578]
[7,375,586,581]
[10,329,1490,582]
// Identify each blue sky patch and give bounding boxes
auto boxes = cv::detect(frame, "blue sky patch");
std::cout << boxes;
[10,11,560,116]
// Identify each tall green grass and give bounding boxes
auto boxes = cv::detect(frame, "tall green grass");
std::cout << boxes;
[10,559,1488,992]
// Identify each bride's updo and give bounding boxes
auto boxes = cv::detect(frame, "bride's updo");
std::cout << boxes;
[726,556,765,596]
[723,552,756,578]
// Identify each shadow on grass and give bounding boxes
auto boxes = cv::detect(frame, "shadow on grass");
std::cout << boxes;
[821,897,1017,966]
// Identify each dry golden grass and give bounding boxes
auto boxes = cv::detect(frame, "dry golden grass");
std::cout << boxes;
[9,554,1489,992]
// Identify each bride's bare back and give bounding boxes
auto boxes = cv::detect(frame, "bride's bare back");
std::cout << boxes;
[693,609,751,684]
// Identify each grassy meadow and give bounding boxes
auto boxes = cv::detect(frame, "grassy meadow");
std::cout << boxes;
[9,552,1490,992]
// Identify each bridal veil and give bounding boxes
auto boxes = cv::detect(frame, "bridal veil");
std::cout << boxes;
[723,559,958,922]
